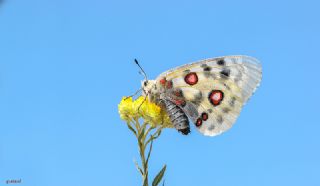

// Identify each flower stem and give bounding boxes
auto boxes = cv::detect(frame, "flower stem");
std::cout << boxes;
[132,119,164,186]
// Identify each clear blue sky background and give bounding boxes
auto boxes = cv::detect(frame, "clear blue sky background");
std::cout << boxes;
[1,0,319,186]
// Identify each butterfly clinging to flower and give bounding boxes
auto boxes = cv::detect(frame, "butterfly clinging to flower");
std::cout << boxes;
[137,55,262,136]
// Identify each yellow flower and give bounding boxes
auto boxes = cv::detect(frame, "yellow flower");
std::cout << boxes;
[118,96,173,128]
[118,97,134,121]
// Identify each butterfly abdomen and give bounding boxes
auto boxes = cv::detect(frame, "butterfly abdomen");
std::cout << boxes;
[162,99,190,135]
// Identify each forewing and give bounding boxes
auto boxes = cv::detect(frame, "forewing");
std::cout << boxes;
[156,55,262,136]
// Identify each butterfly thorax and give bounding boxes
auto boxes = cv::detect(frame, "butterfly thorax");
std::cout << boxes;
[142,79,191,135]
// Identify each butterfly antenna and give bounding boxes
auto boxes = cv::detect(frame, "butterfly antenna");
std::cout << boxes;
[134,59,148,81]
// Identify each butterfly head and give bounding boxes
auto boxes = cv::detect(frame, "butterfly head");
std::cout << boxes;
[141,80,156,96]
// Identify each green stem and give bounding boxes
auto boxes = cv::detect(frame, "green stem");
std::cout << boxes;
[135,120,149,185]
[132,118,165,186]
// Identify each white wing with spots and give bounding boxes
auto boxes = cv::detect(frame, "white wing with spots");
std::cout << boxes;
[156,55,262,136]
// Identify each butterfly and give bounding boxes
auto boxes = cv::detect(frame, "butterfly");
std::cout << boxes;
[140,55,262,136]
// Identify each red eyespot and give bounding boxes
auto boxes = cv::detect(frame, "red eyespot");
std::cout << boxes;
[174,99,186,107]
[208,90,224,106]
[174,90,182,97]
[184,72,198,85]
[201,113,208,121]
[196,118,202,127]
[166,80,173,89]
[159,78,166,86]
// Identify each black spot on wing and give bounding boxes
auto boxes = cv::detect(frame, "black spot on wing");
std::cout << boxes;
[223,83,231,90]
[204,67,211,71]
[191,91,203,107]
[183,69,191,74]
[222,107,231,113]
[201,64,212,71]
[220,68,230,78]
[201,64,212,78]
[208,125,215,131]
[229,97,236,107]
[217,115,223,124]
[217,59,225,66]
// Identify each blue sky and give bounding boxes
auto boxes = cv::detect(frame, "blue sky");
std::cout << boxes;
[1,0,320,185]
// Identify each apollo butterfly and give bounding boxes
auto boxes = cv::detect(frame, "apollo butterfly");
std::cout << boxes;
[140,55,262,136]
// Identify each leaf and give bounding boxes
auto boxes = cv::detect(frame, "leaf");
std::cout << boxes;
[146,139,153,166]
[152,165,166,186]
[153,130,162,140]
[126,123,136,136]
[146,128,162,146]
[133,158,143,176]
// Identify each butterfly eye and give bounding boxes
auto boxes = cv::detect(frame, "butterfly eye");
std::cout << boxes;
[144,81,148,86]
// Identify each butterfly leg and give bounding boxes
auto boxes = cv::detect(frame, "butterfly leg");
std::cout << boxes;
[125,88,143,100]
[137,94,148,114]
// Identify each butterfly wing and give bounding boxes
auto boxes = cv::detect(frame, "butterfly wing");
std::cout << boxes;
[156,55,262,136]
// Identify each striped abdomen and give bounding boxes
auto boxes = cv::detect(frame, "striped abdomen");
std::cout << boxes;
[162,99,190,135]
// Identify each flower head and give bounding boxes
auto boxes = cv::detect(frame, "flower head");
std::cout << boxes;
[118,96,173,128]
